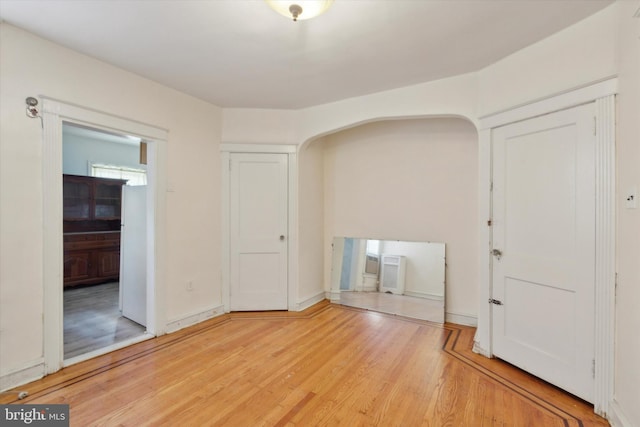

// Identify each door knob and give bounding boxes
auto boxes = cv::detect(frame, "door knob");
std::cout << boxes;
[280,235,285,241]
[492,249,502,260]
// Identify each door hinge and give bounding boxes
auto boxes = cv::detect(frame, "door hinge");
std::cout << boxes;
[488,298,503,306]
[592,359,596,378]
[229,159,232,171]
[593,116,597,136]
[490,181,494,191]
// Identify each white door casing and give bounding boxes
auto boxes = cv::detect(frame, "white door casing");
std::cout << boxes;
[229,152,289,311]
[41,98,166,373]
[476,79,616,417]
[491,103,595,402]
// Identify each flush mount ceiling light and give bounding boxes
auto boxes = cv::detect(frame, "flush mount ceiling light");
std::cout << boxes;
[265,0,334,21]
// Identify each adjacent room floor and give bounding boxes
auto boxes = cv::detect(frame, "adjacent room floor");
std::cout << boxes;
[338,291,445,323]
[63,282,146,359]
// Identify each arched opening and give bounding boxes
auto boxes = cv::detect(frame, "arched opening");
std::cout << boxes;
[297,116,479,324]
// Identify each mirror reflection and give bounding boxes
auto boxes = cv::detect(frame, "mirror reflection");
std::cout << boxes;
[331,237,445,323]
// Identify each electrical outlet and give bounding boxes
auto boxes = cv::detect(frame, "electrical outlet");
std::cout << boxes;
[186,281,194,291]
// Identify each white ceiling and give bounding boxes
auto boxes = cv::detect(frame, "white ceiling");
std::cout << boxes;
[0,0,613,109]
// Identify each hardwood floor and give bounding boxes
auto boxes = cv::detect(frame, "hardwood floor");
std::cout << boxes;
[338,291,445,323]
[64,282,146,359]
[3,301,608,426]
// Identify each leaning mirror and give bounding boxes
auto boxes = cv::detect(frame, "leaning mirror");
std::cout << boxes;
[331,237,445,323]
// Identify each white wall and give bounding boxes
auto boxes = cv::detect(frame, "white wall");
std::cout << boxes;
[322,118,478,320]
[238,3,638,421]
[0,23,222,385]
[297,140,325,305]
[611,2,640,425]
[380,240,445,299]
[475,3,638,423]
[222,108,299,144]
[476,3,618,116]
[2,2,639,424]
[62,133,144,176]
[222,72,478,145]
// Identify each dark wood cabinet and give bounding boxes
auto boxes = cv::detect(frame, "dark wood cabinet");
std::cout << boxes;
[63,232,122,288]
[64,251,91,284]
[63,177,91,220]
[63,175,126,288]
[63,175,127,223]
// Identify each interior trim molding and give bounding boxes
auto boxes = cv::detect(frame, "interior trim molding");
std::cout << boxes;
[296,292,326,312]
[445,312,477,327]
[472,341,492,358]
[166,305,225,334]
[404,291,444,301]
[327,290,340,302]
[41,105,64,374]
[0,361,44,392]
[593,94,616,418]
[608,399,633,427]
[41,98,168,375]
[288,152,300,311]
[478,77,618,130]
[220,143,297,153]
[40,97,169,140]
[474,128,493,357]
[220,145,299,313]
[476,80,617,418]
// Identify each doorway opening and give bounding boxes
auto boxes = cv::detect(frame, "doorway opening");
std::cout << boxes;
[62,123,149,362]
[42,98,167,375]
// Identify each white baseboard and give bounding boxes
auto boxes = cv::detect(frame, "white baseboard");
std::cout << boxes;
[608,399,633,427]
[327,290,340,303]
[296,291,326,311]
[472,341,492,358]
[403,291,444,301]
[445,311,477,327]
[165,305,225,333]
[0,360,44,393]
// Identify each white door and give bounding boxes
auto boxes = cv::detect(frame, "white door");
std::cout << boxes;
[230,153,288,311]
[120,185,147,326]
[491,103,595,402]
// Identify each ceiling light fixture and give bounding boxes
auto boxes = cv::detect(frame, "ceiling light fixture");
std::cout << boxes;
[265,0,334,22]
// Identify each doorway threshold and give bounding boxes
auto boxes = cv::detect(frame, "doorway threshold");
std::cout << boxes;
[63,332,154,368]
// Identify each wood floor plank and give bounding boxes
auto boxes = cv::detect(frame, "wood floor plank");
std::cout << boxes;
[64,282,146,359]
[1,302,608,426]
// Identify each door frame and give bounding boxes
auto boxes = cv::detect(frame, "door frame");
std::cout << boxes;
[41,98,168,373]
[220,144,298,312]
[475,77,617,416]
